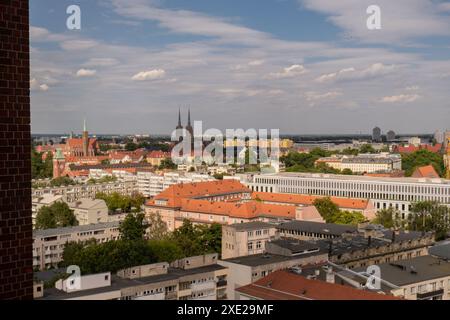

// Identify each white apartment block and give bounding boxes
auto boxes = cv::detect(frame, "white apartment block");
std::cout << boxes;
[246,173,450,216]
[32,180,139,203]
[137,171,215,197]
[33,222,121,271]
[89,169,138,182]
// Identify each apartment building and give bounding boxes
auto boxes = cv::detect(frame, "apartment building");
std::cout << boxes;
[219,239,328,299]
[137,171,215,197]
[246,172,450,215]
[316,153,402,174]
[277,221,435,269]
[338,255,450,300]
[252,191,377,220]
[222,222,278,259]
[32,194,64,226]
[236,270,400,300]
[32,180,139,203]
[67,199,109,225]
[89,169,138,182]
[37,254,228,300]
[33,222,121,270]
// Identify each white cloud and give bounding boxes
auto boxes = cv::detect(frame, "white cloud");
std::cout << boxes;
[83,58,120,67]
[405,85,419,91]
[298,0,450,43]
[60,40,98,51]
[315,63,395,83]
[381,94,421,103]
[268,64,307,79]
[131,69,166,81]
[30,78,49,91]
[248,60,265,66]
[76,69,97,77]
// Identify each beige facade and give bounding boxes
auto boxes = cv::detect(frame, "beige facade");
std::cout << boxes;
[68,198,109,225]
[33,222,121,270]
[222,222,278,259]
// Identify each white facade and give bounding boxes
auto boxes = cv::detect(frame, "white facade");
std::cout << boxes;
[89,169,138,182]
[68,198,109,225]
[317,153,402,173]
[246,173,450,215]
[137,171,215,197]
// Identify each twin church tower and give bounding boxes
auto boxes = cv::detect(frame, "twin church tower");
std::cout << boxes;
[176,109,194,138]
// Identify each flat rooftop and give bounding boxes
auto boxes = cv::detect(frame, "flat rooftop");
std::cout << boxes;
[228,221,275,231]
[353,255,450,286]
[33,221,120,238]
[254,172,450,185]
[221,250,325,267]
[277,220,357,237]
[38,264,227,300]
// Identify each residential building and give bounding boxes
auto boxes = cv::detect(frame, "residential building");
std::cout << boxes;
[67,199,109,225]
[236,270,400,300]
[412,165,440,179]
[146,151,171,167]
[408,137,422,147]
[32,180,138,203]
[246,172,450,216]
[32,194,64,226]
[277,221,434,269]
[222,222,278,259]
[387,130,396,142]
[33,222,121,270]
[338,255,450,300]
[315,153,402,174]
[37,254,228,300]
[137,171,215,197]
[392,143,442,154]
[219,239,328,299]
[372,127,382,142]
[252,191,377,220]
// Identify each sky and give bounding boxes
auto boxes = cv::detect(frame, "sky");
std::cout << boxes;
[30,0,450,135]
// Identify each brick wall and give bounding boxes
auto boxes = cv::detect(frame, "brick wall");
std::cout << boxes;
[0,0,33,300]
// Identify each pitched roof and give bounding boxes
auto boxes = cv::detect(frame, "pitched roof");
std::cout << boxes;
[236,270,400,300]
[394,144,442,154]
[180,199,297,219]
[148,180,251,208]
[252,192,369,210]
[412,165,440,179]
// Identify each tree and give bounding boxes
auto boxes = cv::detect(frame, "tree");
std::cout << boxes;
[119,213,148,241]
[359,144,376,154]
[125,142,138,151]
[171,220,203,257]
[96,192,145,213]
[147,213,169,241]
[50,176,76,187]
[372,207,404,229]
[407,201,450,240]
[341,168,353,175]
[313,197,340,222]
[35,202,78,230]
[32,150,53,179]
[158,158,177,170]
[330,210,366,225]
[147,240,184,263]
[402,149,445,177]
[196,223,222,255]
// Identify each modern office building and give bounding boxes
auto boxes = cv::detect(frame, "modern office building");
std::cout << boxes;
[372,127,382,142]
[246,172,450,215]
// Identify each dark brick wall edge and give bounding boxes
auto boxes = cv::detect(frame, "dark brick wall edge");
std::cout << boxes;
[0,0,33,300]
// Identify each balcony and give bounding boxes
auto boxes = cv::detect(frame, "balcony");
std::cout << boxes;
[191,281,216,292]
[134,292,166,300]
[178,288,192,297]
[217,280,227,288]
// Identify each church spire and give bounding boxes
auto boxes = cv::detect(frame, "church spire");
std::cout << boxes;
[176,108,183,130]
[83,118,87,132]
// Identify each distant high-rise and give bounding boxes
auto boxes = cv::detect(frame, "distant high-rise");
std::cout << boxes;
[372,127,382,142]
[387,130,396,142]
[434,130,444,144]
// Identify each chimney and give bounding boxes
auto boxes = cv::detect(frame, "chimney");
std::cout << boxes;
[368,236,372,247]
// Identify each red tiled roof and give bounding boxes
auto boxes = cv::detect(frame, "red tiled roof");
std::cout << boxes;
[148,151,171,159]
[179,199,297,219]
[147,180,252,208]
[252,192,369,210]
[66,138,97,149]
[412,165,440,179]
[394,144,442,154]
[236,270,401,300]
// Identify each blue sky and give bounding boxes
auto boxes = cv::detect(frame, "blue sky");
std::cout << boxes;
[30,0,450,134]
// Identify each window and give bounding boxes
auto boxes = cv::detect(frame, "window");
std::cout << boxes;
[256,241,262,249]
[105,275,109,281]
[248,242,253,250]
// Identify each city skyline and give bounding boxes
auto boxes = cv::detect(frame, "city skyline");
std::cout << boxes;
[30,0,450,134]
